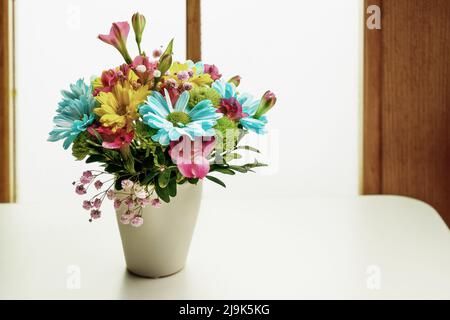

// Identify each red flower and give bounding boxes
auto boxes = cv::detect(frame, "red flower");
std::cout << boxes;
[217,97,248,120]
[88,125,134,150]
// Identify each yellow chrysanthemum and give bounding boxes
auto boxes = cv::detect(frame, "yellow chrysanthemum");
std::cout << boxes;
[94,81,149,131]
[163,61,213,87]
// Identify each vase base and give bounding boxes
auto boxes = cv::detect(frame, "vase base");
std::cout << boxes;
[126,266,185,279]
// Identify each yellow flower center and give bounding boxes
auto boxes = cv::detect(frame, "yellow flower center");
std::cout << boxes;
[167,111,191,126]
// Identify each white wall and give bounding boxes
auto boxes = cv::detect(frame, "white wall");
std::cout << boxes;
[202,0,362,199]
[16,0,186,204]
[16,0,361,204]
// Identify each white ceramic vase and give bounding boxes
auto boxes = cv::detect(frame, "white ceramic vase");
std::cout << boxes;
[115,182,202,278]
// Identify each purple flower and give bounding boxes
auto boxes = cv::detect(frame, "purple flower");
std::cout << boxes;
[75,185,87,195]
[177,70,190,81]
[131,216,144,227]
[90,209,101,220]
[94,180,103,190]
[82,200,92,210]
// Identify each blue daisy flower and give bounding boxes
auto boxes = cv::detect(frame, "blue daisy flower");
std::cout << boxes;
[48,79,97,149]
[212,80,268,134]
[139,89,222,146]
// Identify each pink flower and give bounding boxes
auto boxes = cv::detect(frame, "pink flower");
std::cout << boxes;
[138,197,151,207]
[124,196,134,209]
[169,136,216,179]
[121,179,134,191]
[217,97,247,120]
[204,64,222,80]
[151,198,162,208]
[94,180,103,190]
[131,216,144,227]
[114,199,122,209]
[80,171,93,184]
[133,184,148,199]
[88,126,134,150]
[93,198,102,209]
[75,185,87,195]
[90,209,101,220]
[131,56,157,84]
[120,212,133,225]
[82,200,92,210]
[106,190,115,200]
[98,21,132,63]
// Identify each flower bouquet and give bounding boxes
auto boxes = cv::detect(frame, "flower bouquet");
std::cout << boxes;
[48,13,276,277]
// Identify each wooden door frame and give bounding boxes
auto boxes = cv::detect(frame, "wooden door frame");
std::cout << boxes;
[0,0,14,203]
[363,0,383,194]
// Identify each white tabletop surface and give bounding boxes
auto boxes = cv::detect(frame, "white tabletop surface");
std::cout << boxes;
[0,195,449,300]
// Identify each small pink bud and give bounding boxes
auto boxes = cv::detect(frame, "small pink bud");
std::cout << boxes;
[106,189,115,200]
[75,185,87,195]
[90,209,101,220]
[93,198,102,209]
[152,48,162,58]
[183,82,193,91]
[177,71,190,81]
[131,216,144,227]
[94,180,103,190]
[124,196,134,209]
[82,200,92,210]
[114,199,122,209]
[151,198,162,208]
[120,214,132,225]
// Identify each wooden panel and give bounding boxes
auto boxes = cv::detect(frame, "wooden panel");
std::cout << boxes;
[186,0,201,61]
[363,0,383,194]
[0,0,12,202]
[364,0,450,226]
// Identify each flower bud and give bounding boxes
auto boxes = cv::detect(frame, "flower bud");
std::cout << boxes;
[254,91,276,118]
[131,13,146,51]
[228,75,241,87]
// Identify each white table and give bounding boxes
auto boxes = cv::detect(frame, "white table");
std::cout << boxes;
[0,196,449,299]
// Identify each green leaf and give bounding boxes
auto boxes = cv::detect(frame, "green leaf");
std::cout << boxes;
[104,164,123,174]
[168,178,177,197]
[236,145,261,153]
[205,175,226,188]
[141,169,159,185]
[86,155,106,163]
[244,160,268,169]
[155,184,170,203]
[213,167,236,175]
[228,165,248,173]
[158,170,171,188]
[188,178,199,185]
